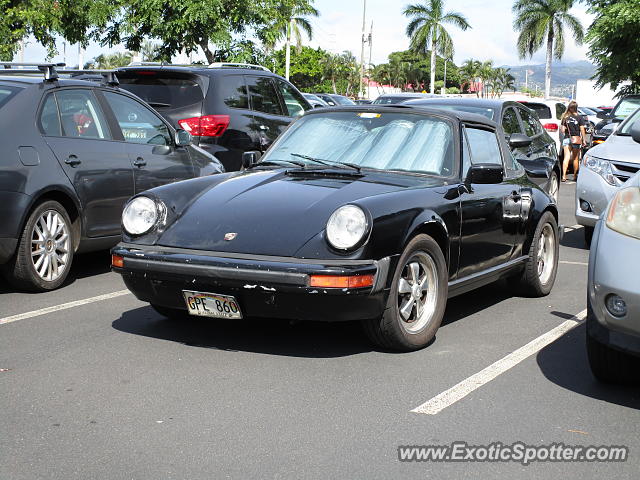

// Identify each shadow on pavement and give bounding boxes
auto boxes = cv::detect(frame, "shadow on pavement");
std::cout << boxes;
[536,322,640,410]
[442,281,514,327]
[560,227,589,251]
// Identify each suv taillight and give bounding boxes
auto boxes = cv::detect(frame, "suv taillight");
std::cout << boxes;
[543,123,558,132]
[178,115,230,137]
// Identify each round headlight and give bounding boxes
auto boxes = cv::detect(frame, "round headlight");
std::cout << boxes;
[326,205,368,250]
[122,196,160,235]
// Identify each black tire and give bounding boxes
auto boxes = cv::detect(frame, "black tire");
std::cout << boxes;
[2,200,74,291]
[587,331,640,384]
[362,234,448,351]
[584,226,594,248]
[151,304,191,320]
[512,211,559,297]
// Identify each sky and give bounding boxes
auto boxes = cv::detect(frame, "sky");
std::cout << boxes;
[20,0,594,68]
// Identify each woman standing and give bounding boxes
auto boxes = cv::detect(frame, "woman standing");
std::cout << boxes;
[560,101,586,182]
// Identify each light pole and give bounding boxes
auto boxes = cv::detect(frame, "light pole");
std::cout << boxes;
[359,0,367,99]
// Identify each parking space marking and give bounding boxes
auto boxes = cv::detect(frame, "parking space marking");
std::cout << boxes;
[560,260,589,266]
[0,290,131,326]
[563,224,584,232]
[411,309,587,415]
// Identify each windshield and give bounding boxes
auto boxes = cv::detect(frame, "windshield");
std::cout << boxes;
[519,102,552,119]
[415,103,496,120]
[331,95,355,105]
[262,111,455,176]
[0,85,22,110]
[617,108,640,135]
[372,96,414,105]
[613,97,640,119]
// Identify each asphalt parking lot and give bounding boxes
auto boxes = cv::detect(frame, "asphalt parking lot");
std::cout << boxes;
[1,181,639,479]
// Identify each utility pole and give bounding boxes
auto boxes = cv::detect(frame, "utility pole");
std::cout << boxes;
[18,39,25,62]
[367,22,373,99]
[78,44,84,69]
[359,0,367,99]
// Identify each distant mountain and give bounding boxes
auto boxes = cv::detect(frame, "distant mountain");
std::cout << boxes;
[501,61,596,97]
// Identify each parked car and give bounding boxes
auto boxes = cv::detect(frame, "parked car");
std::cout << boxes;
[406,98,560,202]
[587,167,640,384]
[372,92,440,104]
[312,93,356,106]
[0,62,223,291]
[112,105,560,351]
[592,95,640,145]
[354,99,373,105]
[117,63,312,172]
[517,99,567,152]
[576,109,640,246]
[302,93,328,108]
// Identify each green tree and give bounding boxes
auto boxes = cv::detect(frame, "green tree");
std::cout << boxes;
[271,45,326,91]
[586,0,640,95]
[403,0,470,94]
[512,0,584,99]
[261,0,318,81]
[89,51,133,69]
[459,58,481,94]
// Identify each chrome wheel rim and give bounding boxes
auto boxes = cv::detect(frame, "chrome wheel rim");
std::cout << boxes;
[537,224,556,285]
[397,252,438,334]
[549,174,559,203]
[31,210,70,282]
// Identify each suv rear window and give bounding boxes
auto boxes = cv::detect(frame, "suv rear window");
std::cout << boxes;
[0,85,22,109]
[613,97,640,119]
[520,102,551,120]
[118,72,205,109]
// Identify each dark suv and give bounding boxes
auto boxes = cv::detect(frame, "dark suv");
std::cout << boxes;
[0,63,223,291]
[116,63,312,172]
[593,94,640,144]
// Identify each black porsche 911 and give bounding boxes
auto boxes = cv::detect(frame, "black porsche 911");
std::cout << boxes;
[112,106,560,351]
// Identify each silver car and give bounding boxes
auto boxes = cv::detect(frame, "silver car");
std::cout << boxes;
[576,108,640,245]
[587,166,640,383]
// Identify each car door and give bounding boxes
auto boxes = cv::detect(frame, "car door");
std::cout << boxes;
[100,91,195,194]
[458,126,523,278]
[245,75,290,152]
[41,89,133,238]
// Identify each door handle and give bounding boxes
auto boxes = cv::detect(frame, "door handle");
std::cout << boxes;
[65,155,81,167]
[510,191,522,202]
[133,157,147,168]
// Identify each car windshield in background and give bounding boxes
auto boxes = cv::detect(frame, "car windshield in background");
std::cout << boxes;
[614,97,640,119]
[520,102,551,119]
[372,96,417,105]
[263,111,454,176]
[331,95,355,105]
[416,103,495,120]
[617,108,640,135]
[0,85,22,109]
[118,73,204,109]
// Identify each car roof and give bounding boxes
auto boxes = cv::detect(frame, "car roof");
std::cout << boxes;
[117,65,283,79]
[379,92,439,97]
[0,75,113,88]
[406,97,514,108]
[306,104,498,128]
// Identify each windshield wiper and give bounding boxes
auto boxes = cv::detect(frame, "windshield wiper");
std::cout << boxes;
[290,153,361,172]
[254,159,307,168]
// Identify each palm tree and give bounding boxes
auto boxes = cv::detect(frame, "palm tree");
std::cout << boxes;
[513,0,584,98]
[264,0,319,80]
[460,58,481,95]
[403,0,470,94]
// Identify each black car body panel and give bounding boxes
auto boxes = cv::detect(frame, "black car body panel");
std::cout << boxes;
[112,106,558,322]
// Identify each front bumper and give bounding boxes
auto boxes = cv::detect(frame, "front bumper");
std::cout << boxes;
[587,222,640,356]
[575,167,617,227]
[112,243,394,322]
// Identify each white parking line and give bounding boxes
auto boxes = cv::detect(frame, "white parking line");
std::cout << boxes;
[411,309,587,415]
[563,224,584,232]
[0,290,131,326]
[560,260,589,266]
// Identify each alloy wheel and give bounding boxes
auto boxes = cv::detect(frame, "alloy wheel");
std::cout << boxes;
[30,210,71,282]
[397,252,439,334]
[537,223,556,285]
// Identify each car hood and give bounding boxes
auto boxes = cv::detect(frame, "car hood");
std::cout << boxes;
[589,135,640,164]
[156,168,444,256]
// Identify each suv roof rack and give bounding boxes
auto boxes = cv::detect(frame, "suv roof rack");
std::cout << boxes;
[208,62,271,72]
[0,63,119,86]
[0,62,66,81]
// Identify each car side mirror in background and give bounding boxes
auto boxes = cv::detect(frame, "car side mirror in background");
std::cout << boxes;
[596,111,608,119]
[508,133,533,149]
[630,122,640,144]
[313,104,324,109]
[175,129,192,147]
[242,151,262,169]
[465,164,504,186]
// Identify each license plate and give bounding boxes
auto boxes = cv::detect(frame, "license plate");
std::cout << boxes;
[182,290,243,319]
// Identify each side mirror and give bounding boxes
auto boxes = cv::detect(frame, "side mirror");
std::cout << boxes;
[242,150,262,169]
[596,111,607,119]
[466,164,504,185]
[612,116,624,124]
[631,122,640,144]
[313,104,324,109]
[509,133,533,149]
[175,129,192,147]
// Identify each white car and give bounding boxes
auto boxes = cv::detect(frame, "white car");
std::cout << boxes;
[518,100,567,152]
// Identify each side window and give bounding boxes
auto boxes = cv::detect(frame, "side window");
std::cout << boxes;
[246,76,284,116]
[39,94,61,136]
[277,80,308,117]
[555,103,566,120]
[502,107,521,136]
[465,127,503,165]
[55,90,111,140]
[220,75,248,109]
[462,130,472,178]
[518,108,541,137]
[103,92,171,145]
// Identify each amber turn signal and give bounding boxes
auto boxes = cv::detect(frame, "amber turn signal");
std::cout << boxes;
[309,274,375,289]
[111,254,124,268]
